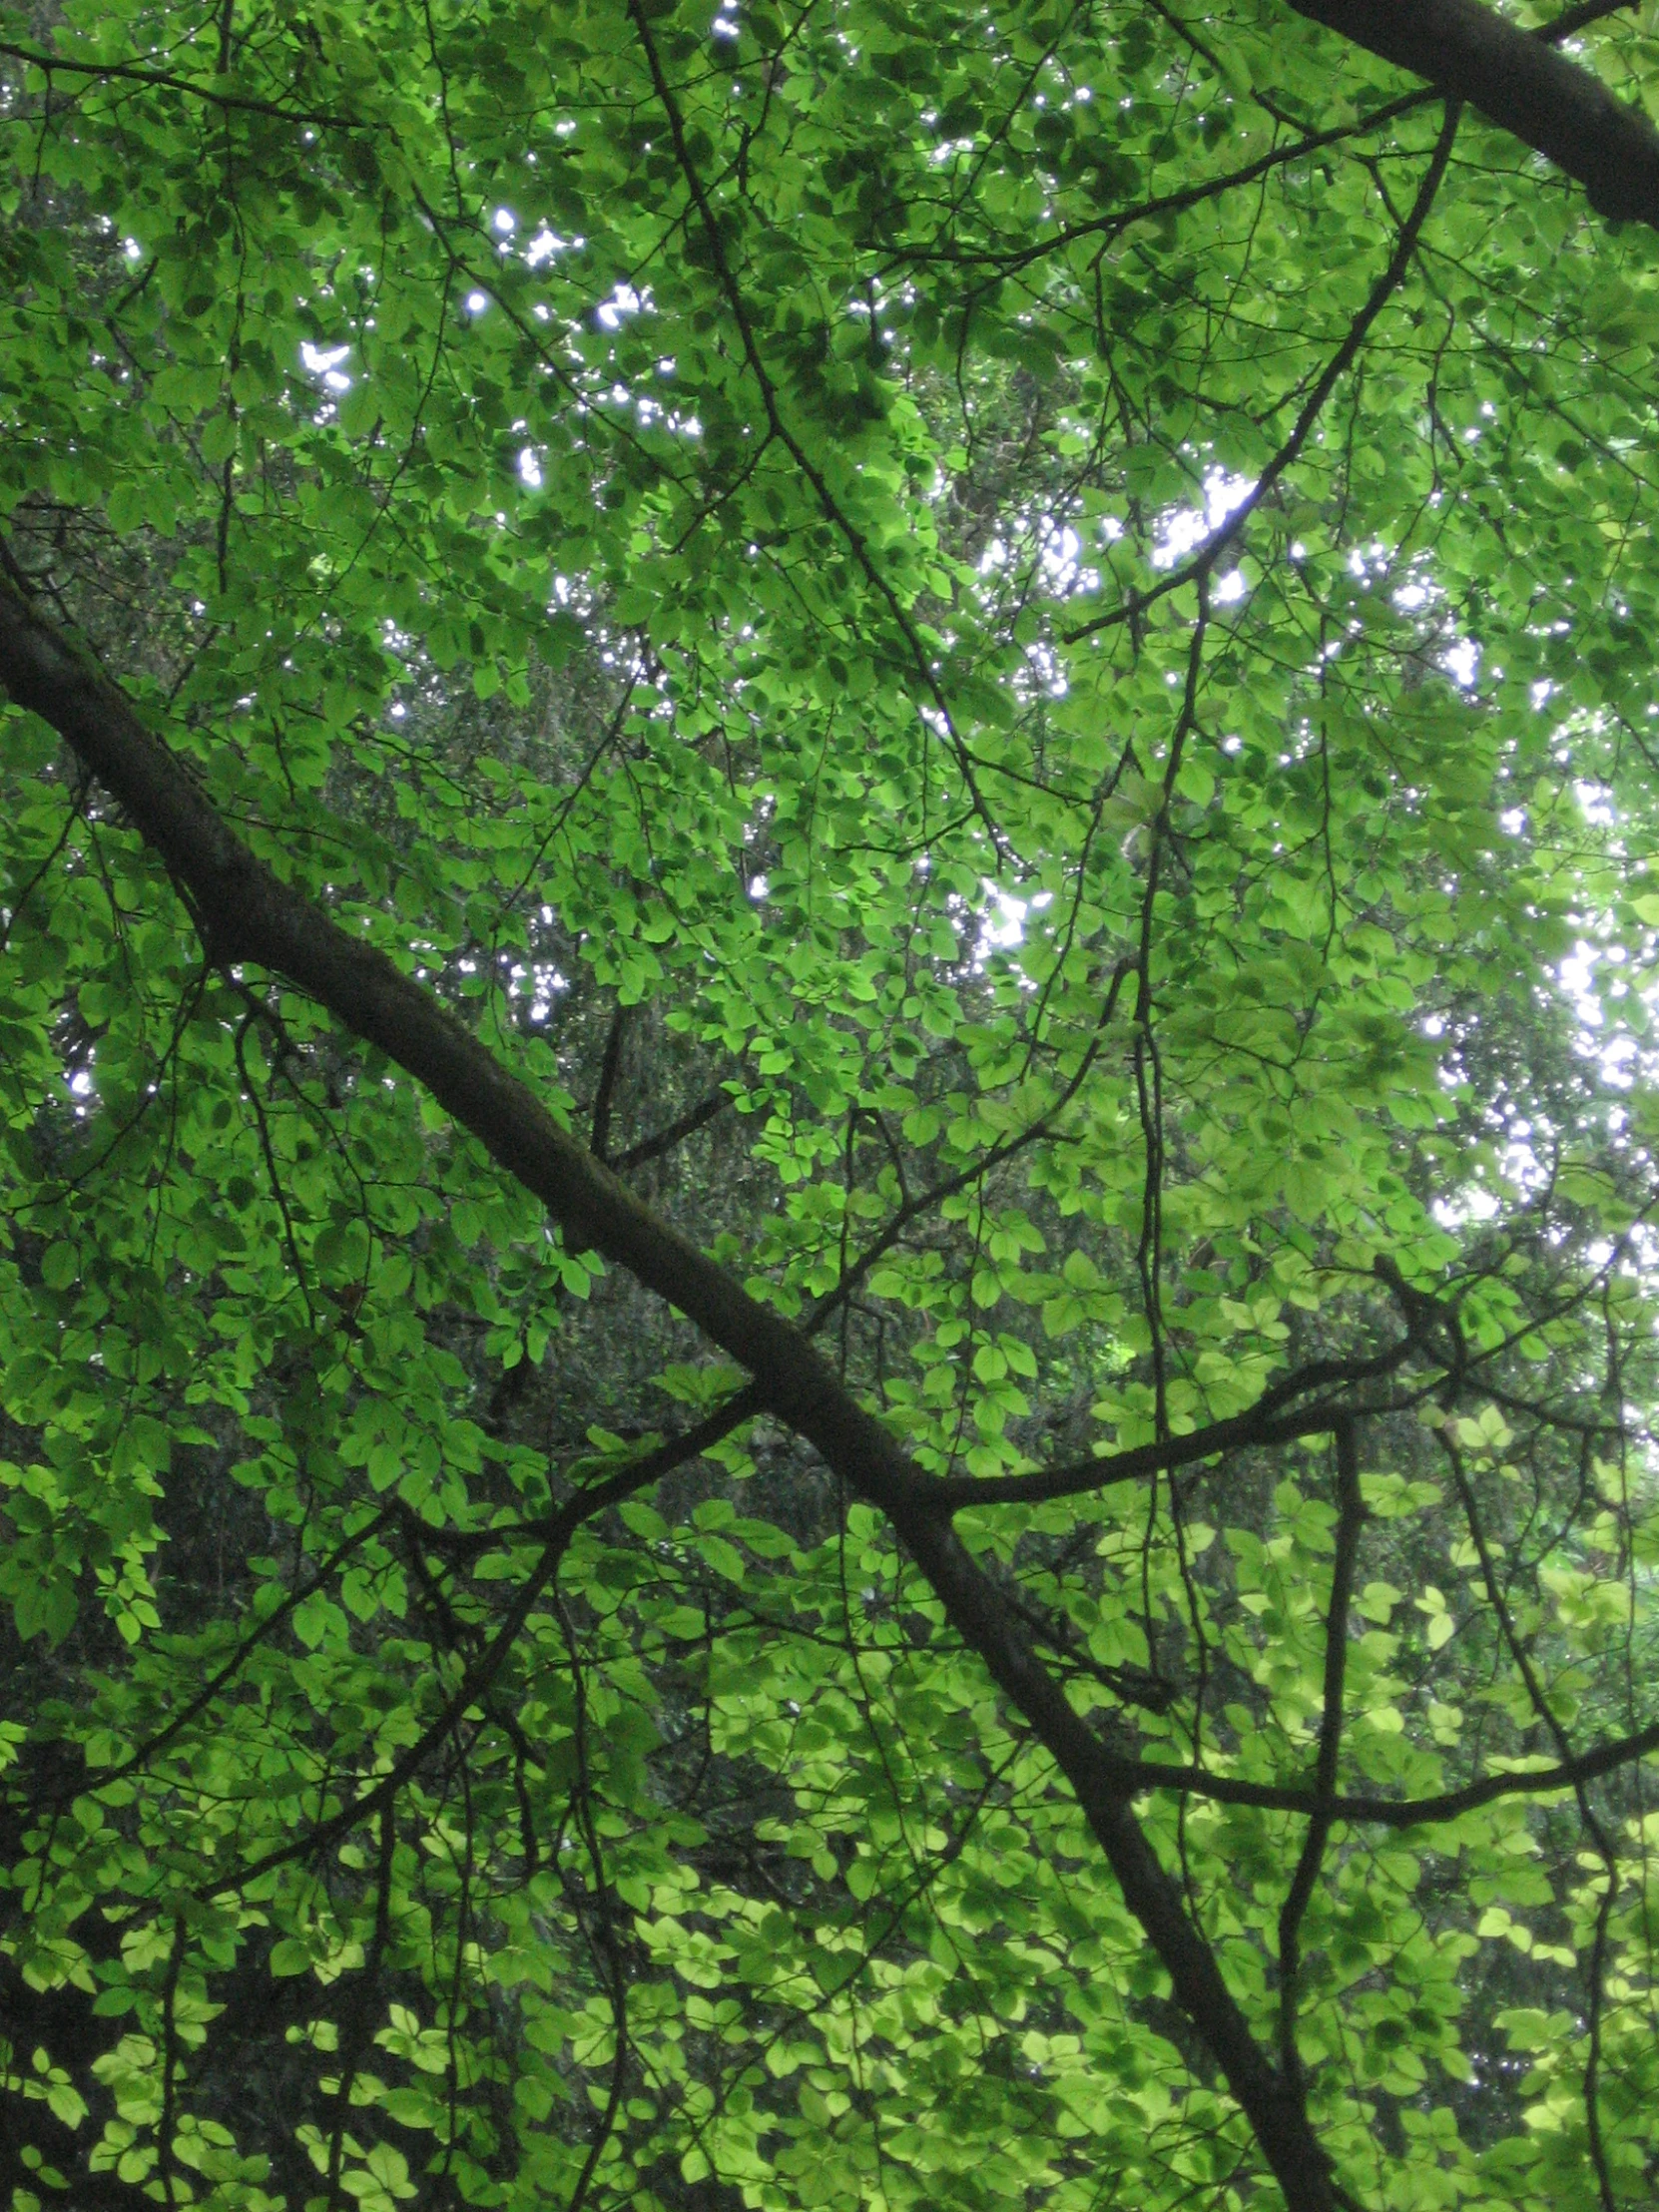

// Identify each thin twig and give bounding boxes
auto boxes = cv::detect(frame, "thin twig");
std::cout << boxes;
[1276,1419,1364,2105]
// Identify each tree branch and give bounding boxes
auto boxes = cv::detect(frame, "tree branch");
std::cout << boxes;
[880,88,1435,281]
[0,38,350,126]
[206,1394,752,1895]
[0,579,1348,2211]
[622,0,1009,854]
[1276,1420,1364,2105]
[615,1082,731,1172]
[44,1505,394,1803]
[1115,1715,1659,1826]
[807,956,1136,1339]
[924,1338,1418,1510]
[1281,0,1659,225]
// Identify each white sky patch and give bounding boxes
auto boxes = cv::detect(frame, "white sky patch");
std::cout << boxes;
[1039,523,1082,592]
[1576,780,1616,828]
[981,889,1027,949]
[529,965,569,1023]
[1153,469,1255,569]
[299,341,351,392]
[975,882,1054,964]
[526,226,582,267]
[1433,1185,1500,1228]
[1558,936,1639,1091]
[597,283,644,330]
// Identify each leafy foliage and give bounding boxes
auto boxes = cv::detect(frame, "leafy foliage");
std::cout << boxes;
[2,2,1659,2209]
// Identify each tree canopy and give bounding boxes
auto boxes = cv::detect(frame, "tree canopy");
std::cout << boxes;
[3,2,1659,2208]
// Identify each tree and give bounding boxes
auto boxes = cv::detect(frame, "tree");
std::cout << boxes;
[2,0,1659,2207]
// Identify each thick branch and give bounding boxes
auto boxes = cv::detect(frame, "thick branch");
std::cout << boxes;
[0,582,1344,2211]
[1282,0,1659,225]
[0,584,927,1510]
[933,1401,1338,1510]
[885,1497,1340,2207]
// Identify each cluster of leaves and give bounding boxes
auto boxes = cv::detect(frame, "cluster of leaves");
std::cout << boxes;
[3,1,1659,2209]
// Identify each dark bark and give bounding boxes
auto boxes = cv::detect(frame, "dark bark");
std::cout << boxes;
[0,581,1354,2206]
[1282,0,1659,226]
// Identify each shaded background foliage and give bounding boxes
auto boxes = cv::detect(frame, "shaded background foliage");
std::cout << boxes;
[2,2,1659,2209]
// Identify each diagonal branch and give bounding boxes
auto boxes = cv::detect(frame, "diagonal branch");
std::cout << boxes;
[1280,0,1659,226]
[0,578,1348,2212]
[200,1397,751,1896]
[45,1506,394,1804]
[615,1082,731,1172]
[806,956,1137,1338]
[880,88,1435,281]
